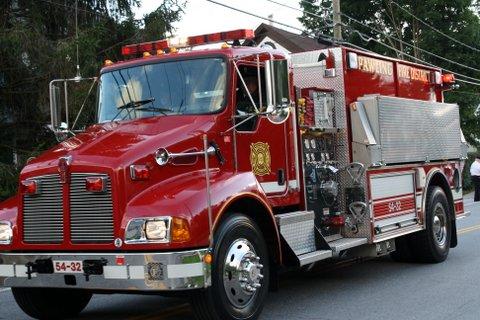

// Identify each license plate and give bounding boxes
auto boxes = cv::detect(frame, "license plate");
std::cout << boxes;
[53,260,83,274]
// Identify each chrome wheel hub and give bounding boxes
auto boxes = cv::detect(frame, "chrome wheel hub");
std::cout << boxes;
[433,203,447,247]
[223,239,264,308]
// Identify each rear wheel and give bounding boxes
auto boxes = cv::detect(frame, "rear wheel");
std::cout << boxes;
[190,213,270,320]
[390,235,413,262]
[12,287,92,320]
[409,186,452,263]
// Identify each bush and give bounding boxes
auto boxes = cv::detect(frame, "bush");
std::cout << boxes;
[462,153,476,193]
[0,163,19,202]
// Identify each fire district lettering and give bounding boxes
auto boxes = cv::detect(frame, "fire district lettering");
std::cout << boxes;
[357,56,393,76]
[250,142,271,176]
[397,64,430,82]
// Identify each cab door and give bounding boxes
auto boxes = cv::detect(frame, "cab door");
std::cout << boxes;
[233,64,290,197]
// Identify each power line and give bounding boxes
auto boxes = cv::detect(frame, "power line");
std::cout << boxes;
[260,0,480,86]
[390,0,480,53]
[265,0,480,74]
[344,26,480,86]
[340,11,480,74]
[205,0,308,34]
[206,0,480,86]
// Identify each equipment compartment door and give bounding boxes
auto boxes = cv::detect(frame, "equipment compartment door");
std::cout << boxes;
[369,171,419,237]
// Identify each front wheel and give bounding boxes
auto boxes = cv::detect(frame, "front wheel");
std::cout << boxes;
[190,213,270,320]
[12,287,92,320]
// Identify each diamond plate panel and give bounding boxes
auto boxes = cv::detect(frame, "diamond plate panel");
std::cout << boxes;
[292,48,371,240]
[358,95,462,164]
[277,212,316,255]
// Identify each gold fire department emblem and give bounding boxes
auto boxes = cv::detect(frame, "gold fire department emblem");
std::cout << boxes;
[250,142,271,176]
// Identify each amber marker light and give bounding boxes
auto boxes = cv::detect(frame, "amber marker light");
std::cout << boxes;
[204,253,213,265]
[143,51,151,58]
[171,217,190,242]
[104,59,114,66]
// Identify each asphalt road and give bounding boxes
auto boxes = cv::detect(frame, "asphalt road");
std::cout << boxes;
[1,194,480,320]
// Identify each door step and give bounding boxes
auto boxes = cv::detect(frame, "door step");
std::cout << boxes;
[276,211,318,256]
[276,211,369,266]
[328,237,368,253]
[298,250,333,266]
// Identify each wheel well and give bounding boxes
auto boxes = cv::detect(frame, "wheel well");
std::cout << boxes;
[219,197,281,265]
[427,171,457,247]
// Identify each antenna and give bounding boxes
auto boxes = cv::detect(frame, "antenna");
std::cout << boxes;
[74,0,81,81]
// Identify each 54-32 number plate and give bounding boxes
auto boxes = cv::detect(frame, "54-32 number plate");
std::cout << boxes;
[53,260,83,274]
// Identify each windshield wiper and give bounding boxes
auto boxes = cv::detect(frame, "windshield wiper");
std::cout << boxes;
[135,106,173,115]
[117,98,156,110]
[111,98,156,122]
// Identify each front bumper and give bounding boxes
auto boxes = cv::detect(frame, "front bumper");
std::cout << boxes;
[0,249,211,291]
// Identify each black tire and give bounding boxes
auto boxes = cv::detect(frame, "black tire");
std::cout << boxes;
[409,186,452,263]
[190,213,270,320]
[12,288,92,320]
[390,235,414,262]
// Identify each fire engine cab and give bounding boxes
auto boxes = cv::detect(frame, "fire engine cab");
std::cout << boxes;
[0,29,468,320]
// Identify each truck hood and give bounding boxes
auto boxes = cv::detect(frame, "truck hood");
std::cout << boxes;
[22,115,216,176]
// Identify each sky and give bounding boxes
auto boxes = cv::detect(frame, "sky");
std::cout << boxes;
[134,0,304,38]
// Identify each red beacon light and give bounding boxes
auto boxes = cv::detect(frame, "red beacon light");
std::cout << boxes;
[85,177,107,193]
[187,29,255,46]
[121,39,169,57]
[442,73,456,85]
[129,165,150,181]
[20,180,40,196]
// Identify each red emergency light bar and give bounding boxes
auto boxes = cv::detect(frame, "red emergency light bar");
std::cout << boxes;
[120,29,255,58]
[187,29,255,46]
[121,39,169,56]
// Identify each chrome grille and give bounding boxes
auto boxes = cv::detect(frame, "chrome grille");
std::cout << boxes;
[23,175,64,243]
[70,173,114,243]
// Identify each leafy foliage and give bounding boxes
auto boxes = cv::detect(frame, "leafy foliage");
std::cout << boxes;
[0,0,185,201]
[299,0,480,147]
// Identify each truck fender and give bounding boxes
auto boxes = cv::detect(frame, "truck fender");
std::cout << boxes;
[124,170,282,259]
[423,168,457,248]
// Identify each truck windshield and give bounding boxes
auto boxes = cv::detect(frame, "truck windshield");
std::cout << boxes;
[97,57,227,122]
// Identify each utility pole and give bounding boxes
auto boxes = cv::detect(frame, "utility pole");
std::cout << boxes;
[333,0,342,41]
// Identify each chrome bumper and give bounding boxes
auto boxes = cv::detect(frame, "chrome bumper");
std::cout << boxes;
[0,249,211,291]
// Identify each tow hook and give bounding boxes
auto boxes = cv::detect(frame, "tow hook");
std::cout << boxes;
[83,258,108,281]
[26,259,54,279]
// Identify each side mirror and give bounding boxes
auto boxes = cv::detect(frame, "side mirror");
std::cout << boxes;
[50,83,62,130]
[265,59,291,124]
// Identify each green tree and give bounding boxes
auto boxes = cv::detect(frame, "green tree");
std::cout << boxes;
[0,0,185,201]
[298,0,480,148]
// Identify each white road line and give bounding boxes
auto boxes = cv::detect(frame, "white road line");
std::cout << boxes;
[0,288,11,293]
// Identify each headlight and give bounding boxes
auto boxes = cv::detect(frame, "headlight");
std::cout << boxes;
[146,219,168,240]
[0,221,12,245]
[125,217,171,244]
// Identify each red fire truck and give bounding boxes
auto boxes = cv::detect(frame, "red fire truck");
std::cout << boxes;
[0,29,468,320]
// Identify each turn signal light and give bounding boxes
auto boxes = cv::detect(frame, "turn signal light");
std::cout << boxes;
[20,180,39,196]
[130,165,150,181]
[171,217,190,242]
[85,177,106,193]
